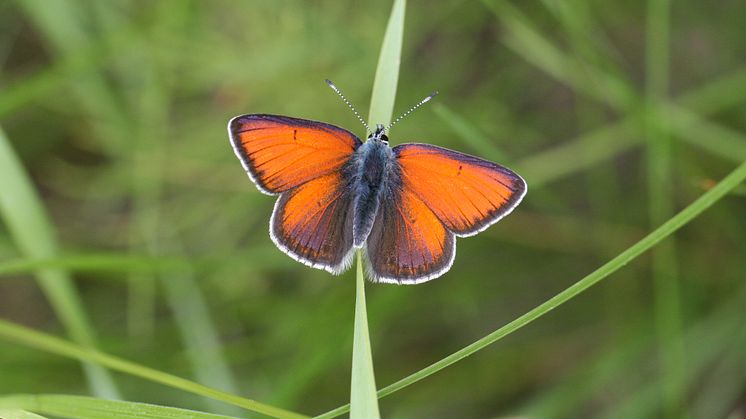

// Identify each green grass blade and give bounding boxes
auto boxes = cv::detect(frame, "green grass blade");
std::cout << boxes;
[316,160,746,418]
[0,253,193,276]
[348,1,406,416]
[0,409,48,419]
[367,0,405,128]
[0,395,237,419]
[0,319,308,419]
[0,250,284,278]
[0,126,121,399]
[350,251,381,419]
[645,0,686,416]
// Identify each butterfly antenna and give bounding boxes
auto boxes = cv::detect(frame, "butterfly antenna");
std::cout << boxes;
[325,79,371,133]
[386,90,438,132]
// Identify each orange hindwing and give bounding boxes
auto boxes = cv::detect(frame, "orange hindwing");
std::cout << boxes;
[365,186,455,284]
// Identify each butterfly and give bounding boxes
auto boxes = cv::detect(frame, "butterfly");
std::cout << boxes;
[228,81,527,284]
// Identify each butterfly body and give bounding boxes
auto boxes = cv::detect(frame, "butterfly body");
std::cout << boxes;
[229,114,526,284]
[349,126,400,247]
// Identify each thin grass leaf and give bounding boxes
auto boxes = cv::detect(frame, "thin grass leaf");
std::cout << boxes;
[0,126,120,399]
[0,409,49,419]
[367,0,405,128]
[350,251,381,419]
[645,0,686,416]
[316,160,746,418]
[0,254,193,276]
[0,250,284,278]
[0,395,237,419]
[0,319,308,419]
[348,1,407,417]
[348,1,406,416]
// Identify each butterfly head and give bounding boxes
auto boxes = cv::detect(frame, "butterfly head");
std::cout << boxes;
[368,124,389,144]
[325,79,437,145]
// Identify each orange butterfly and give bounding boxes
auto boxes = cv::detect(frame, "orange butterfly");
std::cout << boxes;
[228,81,526,284]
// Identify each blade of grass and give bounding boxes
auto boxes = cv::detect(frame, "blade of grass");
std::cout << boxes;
[350,251,381,419]
[367,0,405,128]
[316,160,746,418]
[0,253,192,276]
[0,126,120,399]
[0,395,237,419]
[0,409,48,419]
[0,249,283,277]
[0,319,308,419]
[645,0,686,416]
[350,0,405,416]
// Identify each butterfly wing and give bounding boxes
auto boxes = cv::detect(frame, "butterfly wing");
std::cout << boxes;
[271,171,355,273]
[365,186,455,284]
[229,114,362,273]
[229,114,362,194]
[393,143,527,236]
[365,143,526,284]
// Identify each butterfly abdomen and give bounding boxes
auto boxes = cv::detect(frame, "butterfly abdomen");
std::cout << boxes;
[351,140,399,247]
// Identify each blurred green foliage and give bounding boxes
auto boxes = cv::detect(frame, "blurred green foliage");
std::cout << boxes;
[0,0,745,418]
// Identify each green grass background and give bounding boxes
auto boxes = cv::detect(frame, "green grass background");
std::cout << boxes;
[1,0,745,418]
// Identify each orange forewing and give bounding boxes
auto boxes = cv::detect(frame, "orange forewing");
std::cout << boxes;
[271,171,354,273]
[366,187,454,284]
[394,144,527,236]
[229,114,361,194]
